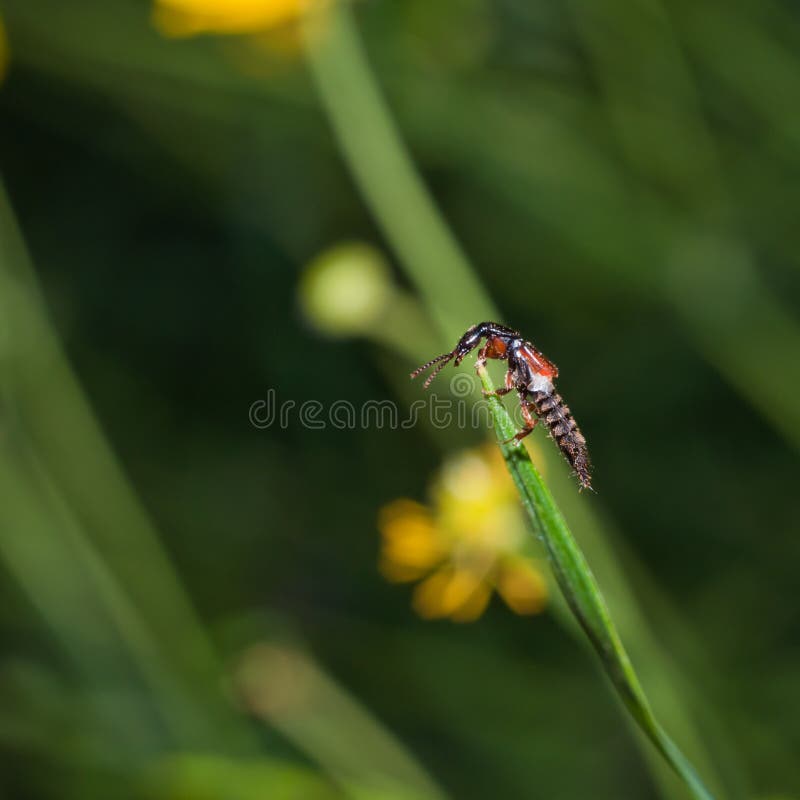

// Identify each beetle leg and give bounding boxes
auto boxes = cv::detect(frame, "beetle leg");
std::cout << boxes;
[475,344,489,370]
[482,367,515,398]
[504,393,538,444]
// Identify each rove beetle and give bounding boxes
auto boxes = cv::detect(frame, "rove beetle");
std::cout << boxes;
[411,322,592,491]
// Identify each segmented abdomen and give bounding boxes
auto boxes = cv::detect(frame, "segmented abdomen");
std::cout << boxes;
[530,389,592,490]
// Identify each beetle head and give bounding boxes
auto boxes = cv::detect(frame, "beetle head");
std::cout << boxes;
[410,324,484,388]
[452,324,483,366]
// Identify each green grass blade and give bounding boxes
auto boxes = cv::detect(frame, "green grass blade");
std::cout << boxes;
[303,2,497,342]
[235,642,447,800]
[477,365,714,800]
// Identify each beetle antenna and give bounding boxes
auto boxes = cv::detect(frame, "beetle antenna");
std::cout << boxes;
[410,352,454,386]
[421,358,451,388]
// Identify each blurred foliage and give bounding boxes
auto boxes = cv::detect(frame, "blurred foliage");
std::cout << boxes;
[0,0,799,798]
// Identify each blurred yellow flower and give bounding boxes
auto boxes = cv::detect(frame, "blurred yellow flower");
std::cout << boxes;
[152,0,320,38]
[298,242,394,337]
[378,445,548,622]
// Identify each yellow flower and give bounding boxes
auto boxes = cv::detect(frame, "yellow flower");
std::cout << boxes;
[152,0,321,38]
[378,445,548,622]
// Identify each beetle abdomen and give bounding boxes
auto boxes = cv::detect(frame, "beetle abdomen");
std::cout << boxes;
[530,389,592,490]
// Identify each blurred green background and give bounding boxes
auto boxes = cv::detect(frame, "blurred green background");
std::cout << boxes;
[0,0,799,798]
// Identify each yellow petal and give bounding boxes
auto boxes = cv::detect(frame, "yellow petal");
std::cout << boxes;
[153,0,314,37]
[378,498,430,529]
[412,567,489,622]
[378,499,445,574]
[411,569,451,620]
[449,582,491,622]
[381,537,443,570]
[381,528,443,568]
[496,561,547,616]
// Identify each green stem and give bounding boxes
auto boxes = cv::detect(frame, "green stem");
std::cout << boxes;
[478,365,714,800]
